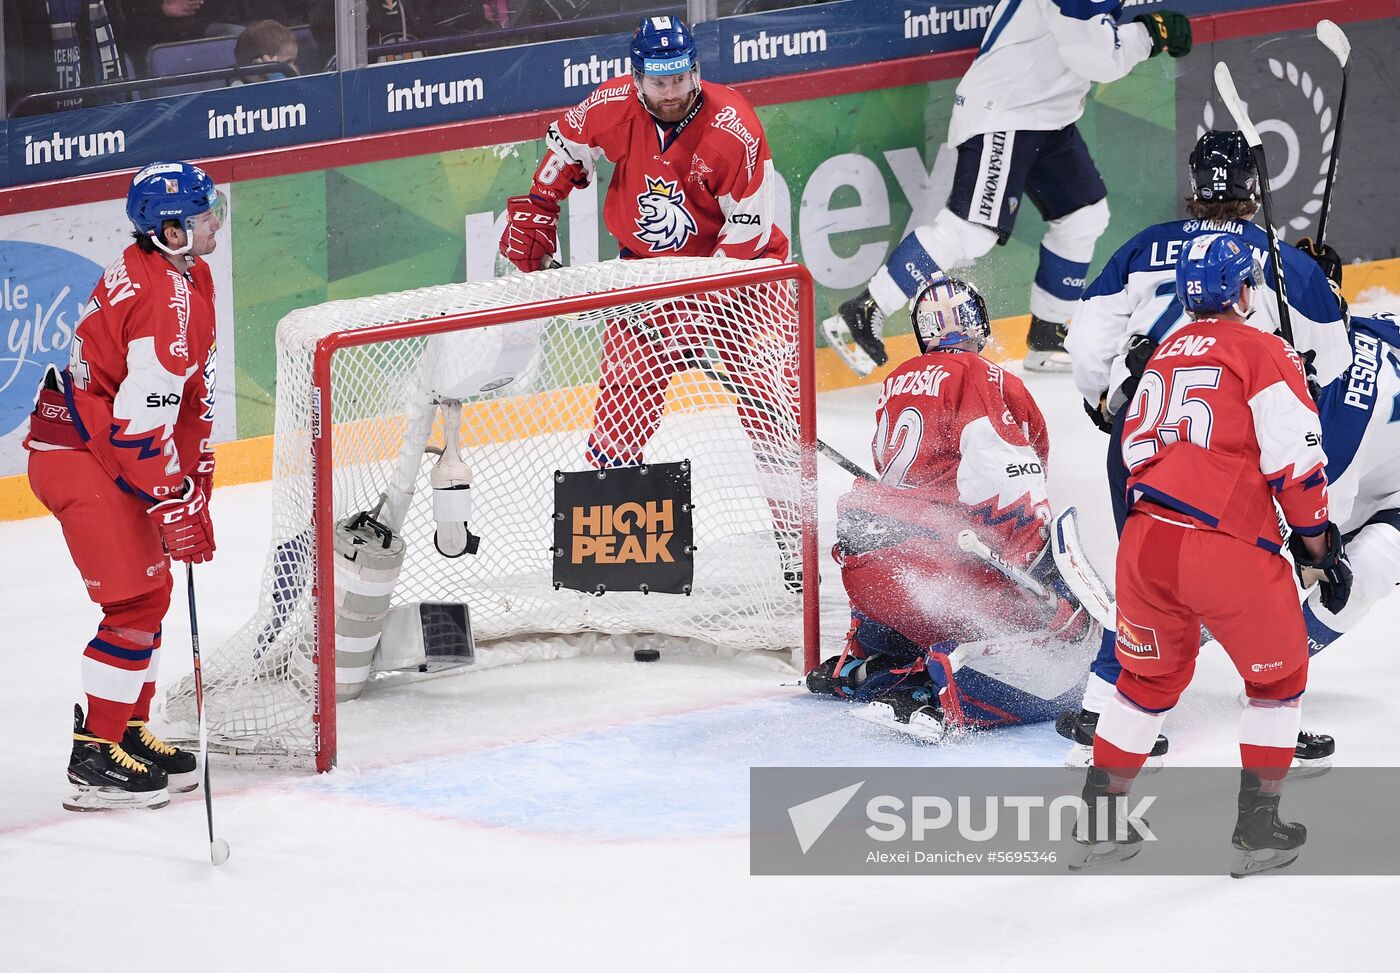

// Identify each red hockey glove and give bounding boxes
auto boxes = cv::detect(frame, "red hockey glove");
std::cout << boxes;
[500,195,560,273]
[149,476,215,564]
[193,451,215,500]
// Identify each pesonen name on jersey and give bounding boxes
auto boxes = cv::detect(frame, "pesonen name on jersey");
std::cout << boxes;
[1344,331,1381,410]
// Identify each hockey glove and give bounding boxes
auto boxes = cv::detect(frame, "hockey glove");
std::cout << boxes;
[1288,523,1353,615]
[1135,11,1192,58]
[149,476,215,564]
[1296,236,1343,286]
[193,451,215,500]
[1084,395,1114,434]
[499,194,560,273]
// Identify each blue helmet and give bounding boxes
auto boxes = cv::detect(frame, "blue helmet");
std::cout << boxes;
[630,16,697,76]
[127,161,220,241]
[912,276,991,353]
[1176,232,1260,315]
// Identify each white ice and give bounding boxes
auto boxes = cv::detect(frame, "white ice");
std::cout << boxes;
[4,351,1398,972]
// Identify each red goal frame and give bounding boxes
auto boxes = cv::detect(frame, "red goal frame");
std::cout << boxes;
[307,263,819,770]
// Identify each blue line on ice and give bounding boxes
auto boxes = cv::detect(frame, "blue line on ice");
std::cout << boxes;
[307,696,1068,840]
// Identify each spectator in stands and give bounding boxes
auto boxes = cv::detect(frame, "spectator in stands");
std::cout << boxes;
[125,0,294,69]
[3,0,131,114]
[232,18,300,79]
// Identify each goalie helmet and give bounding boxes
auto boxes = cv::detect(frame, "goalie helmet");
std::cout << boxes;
[911,277,991,354]
[1176,232,1260,316]
[1189,131,1259,204]
[126,161,224,255]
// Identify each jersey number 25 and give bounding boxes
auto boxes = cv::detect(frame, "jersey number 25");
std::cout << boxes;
[1122,366,1222,470]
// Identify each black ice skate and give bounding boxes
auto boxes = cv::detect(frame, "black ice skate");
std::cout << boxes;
[1069,767,1150,871]
[820,288,888,377]
[1024,316,1072,373]
[65,705,169,812]
[1230,771,1306,878]
[123,719,198,793]
[850,685,948,743]
[1055,708,1168,769]
[1290,729,1335,779]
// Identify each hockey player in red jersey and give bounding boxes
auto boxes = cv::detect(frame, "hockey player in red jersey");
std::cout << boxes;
[26,161,223,811]
[499,15,801,583]
[1078,233,1352,876]
[808,277,1098,742]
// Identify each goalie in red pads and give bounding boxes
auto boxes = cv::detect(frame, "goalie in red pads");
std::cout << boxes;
[808,277,1100,742]
[498,16,802,584]
[25,161,224,810]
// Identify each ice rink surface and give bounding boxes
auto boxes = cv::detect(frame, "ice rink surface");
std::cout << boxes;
[4,338,1399,972]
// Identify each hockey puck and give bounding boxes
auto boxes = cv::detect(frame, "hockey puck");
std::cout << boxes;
[633,648,661,663]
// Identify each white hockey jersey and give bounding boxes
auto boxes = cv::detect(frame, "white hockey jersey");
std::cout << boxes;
[1068,218,1350,415]
[947,0,1152,148]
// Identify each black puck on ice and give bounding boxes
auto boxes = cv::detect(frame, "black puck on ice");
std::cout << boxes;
[633,648,661,662]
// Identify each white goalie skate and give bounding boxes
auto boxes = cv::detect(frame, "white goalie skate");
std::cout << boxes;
[849,687,950,744]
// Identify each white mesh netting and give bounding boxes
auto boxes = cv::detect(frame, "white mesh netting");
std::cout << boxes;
[162,258,812,765]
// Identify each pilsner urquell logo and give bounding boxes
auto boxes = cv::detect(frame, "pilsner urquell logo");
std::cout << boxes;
[572,500,675,565]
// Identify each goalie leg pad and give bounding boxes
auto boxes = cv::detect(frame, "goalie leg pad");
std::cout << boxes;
[1051,507,1115,628]
[333,512,407,700]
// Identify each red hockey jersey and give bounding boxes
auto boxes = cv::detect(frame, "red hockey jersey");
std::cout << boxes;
[26,243,217,505]
[838,350,1051,566]
[532,75,788,261]
[1121,318,1329,551]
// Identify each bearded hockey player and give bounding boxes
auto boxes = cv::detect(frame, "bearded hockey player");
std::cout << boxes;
[498,15,801,584]
[807,277,1099,742]
[1075,233,1350,876]
[824,0,1192,375]
[1058,130,1350,768]
[26,162,223,810]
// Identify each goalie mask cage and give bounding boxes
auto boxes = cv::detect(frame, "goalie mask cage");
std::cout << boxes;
[164,258,818,771]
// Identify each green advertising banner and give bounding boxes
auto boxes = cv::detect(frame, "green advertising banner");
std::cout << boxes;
[232,62,1175,438]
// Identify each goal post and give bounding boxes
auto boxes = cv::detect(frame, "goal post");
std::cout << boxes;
[165,257,820,771]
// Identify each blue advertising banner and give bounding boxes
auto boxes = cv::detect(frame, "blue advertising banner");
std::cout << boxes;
[6,73,342,186]
[0,0,1379,187]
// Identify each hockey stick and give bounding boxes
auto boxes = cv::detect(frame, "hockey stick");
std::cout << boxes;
[187,566,231,866]
[1214,61,1294,347]
[817,438,874,480]
[956,528,1056,607]
[1314,20,1351,245]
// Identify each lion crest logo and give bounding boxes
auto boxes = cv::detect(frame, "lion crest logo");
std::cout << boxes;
[635,176,697,252]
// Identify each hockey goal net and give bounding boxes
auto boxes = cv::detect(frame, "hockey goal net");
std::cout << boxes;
[163,258,818,770]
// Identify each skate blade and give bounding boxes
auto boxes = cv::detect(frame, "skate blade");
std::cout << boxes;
[1230,847,1300,878]
[1288,758,1332,781]
[849,702,948,744]
[167,770,200,794]
[63,785,170,812]
[1023,350,1073,373]
[820,315,876,378]
[1068,840,1143,871]
[1062,744,1163,773]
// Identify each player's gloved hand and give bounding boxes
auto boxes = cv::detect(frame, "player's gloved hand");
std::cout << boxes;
[499,194,560,273]
[149,476,215,564]
[1135,11,1192,58]
[193,451,215,500]
[1297,236,1343,286]
[1288,522,1352,615]
[1084,395,1114,434]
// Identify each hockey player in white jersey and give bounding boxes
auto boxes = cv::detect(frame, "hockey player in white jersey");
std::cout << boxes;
[1305,311,1400,653]
[824,0,1192,375]
[1056,129,1350,766]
